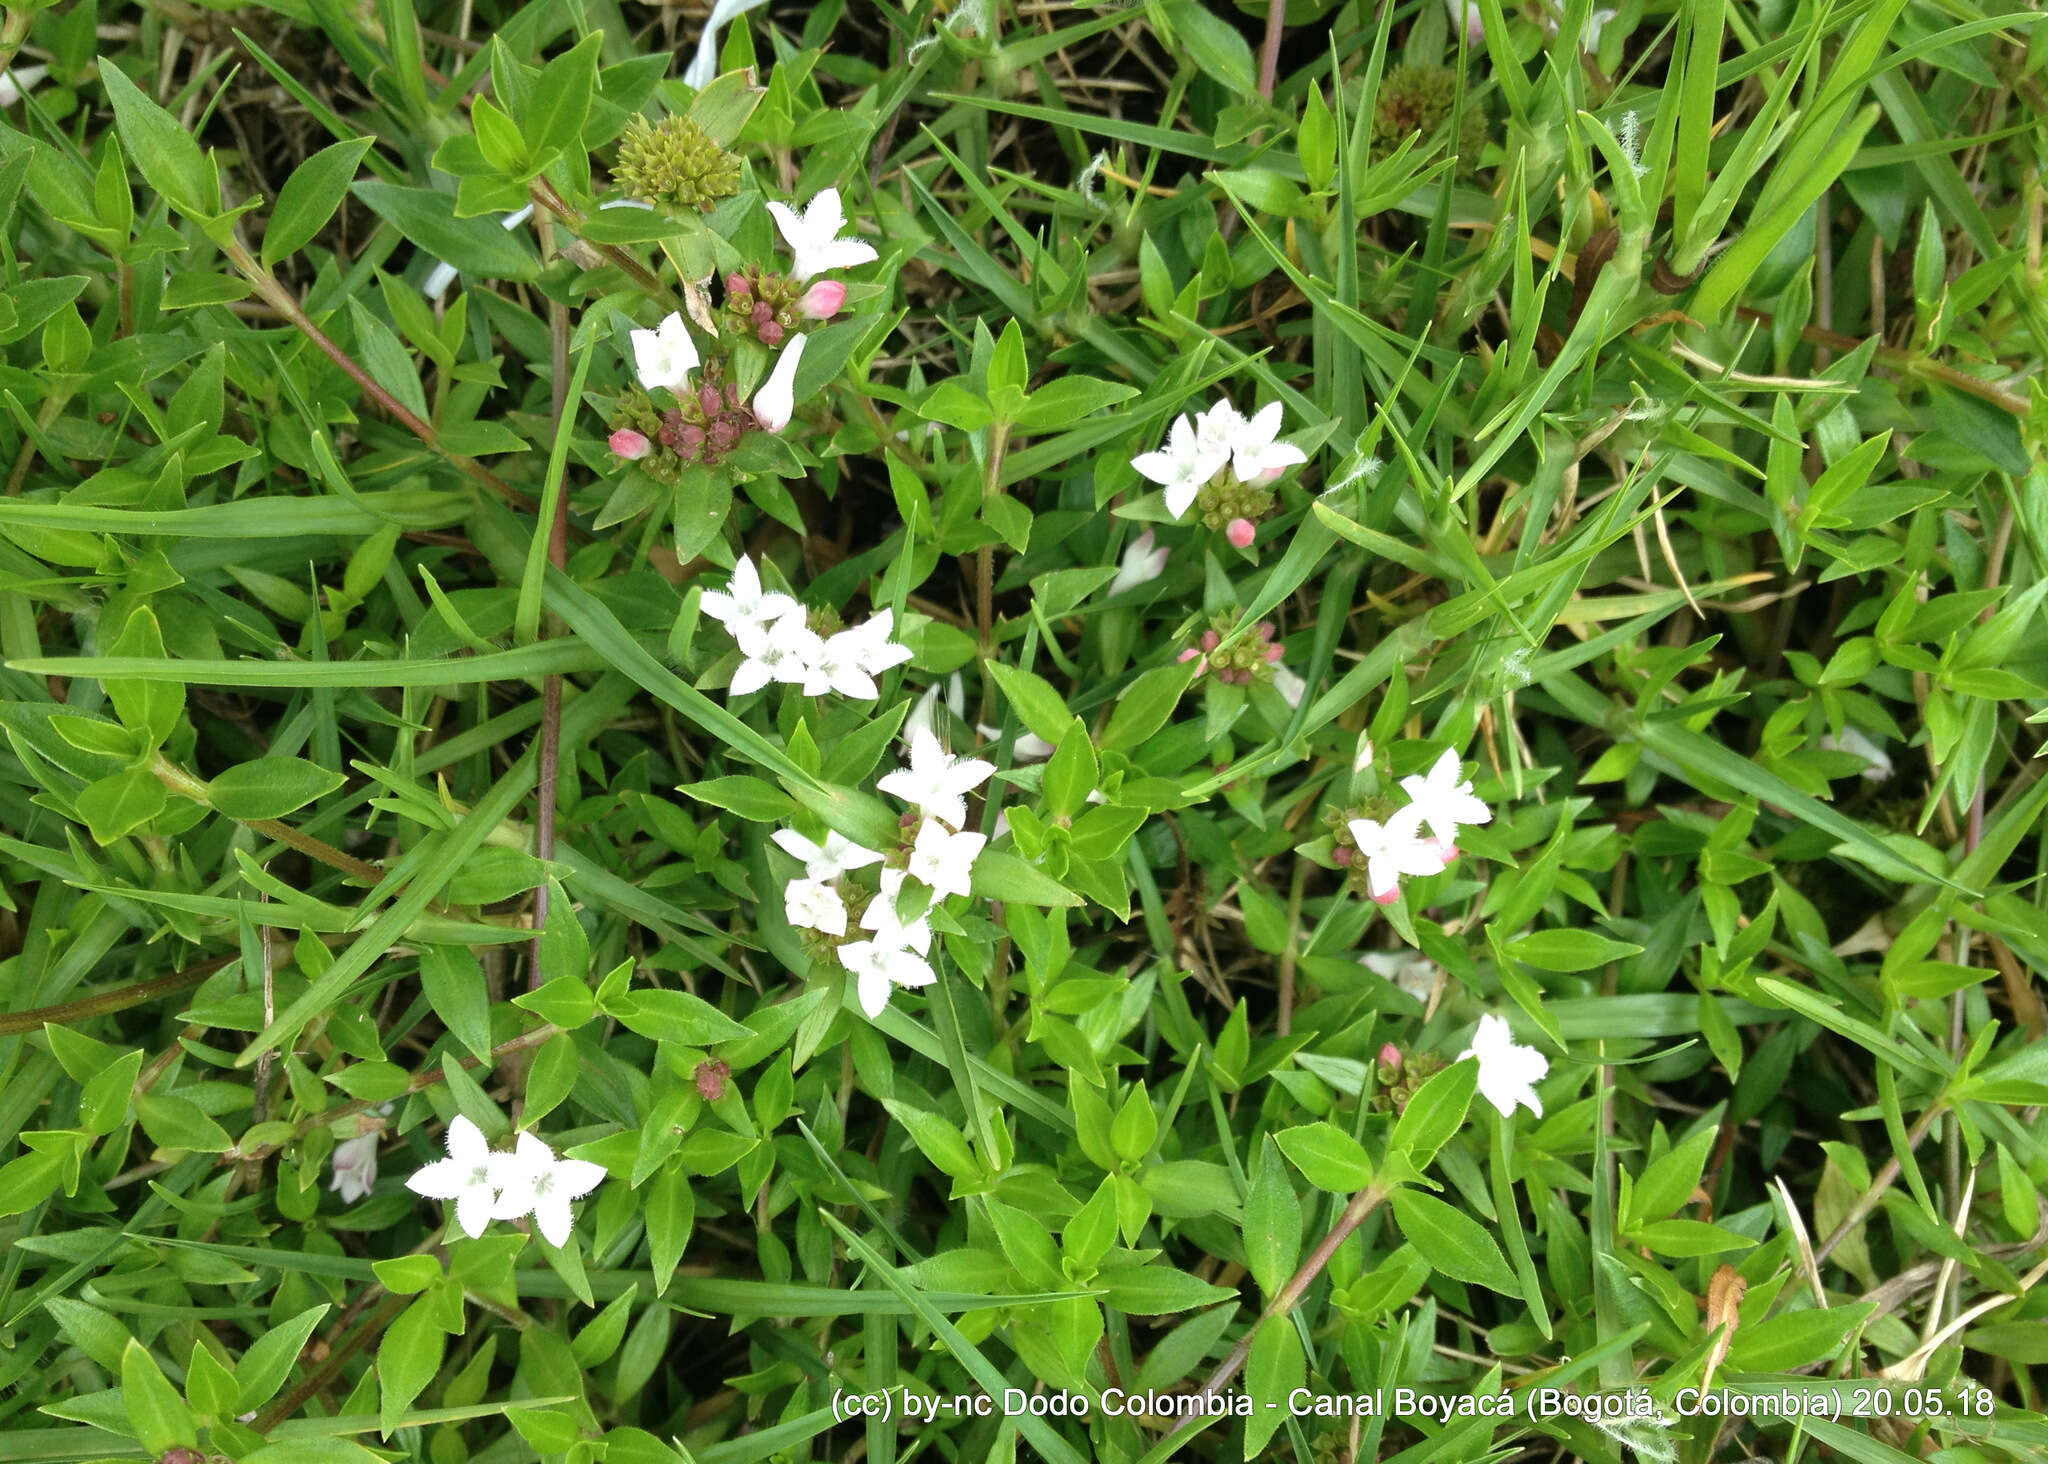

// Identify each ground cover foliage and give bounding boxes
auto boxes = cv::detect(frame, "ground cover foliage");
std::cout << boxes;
[0,0,2046,1460]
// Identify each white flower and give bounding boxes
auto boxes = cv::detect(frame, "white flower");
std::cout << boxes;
[842,937,937,1018]
[908,818,987,901]
[630,310,700,392]
[328,1104,391,1204]
[0,64,49,110]
[877,727,996,828]
[1360,950,1438,1004]
[730,609,824,695]
[1398,749,1493,846]
[806,614,910,698]
[1346,804,1447,903]
[1272,664,1306,708]
[1543,2,1619,48]
[1352,735,1376,775]
[976,723,1055,762]
[1193,400,1246,461]
[1460,1013,1549,1119]
[844,610,915,675]
[1443,0,1484,43]
[490,1131,606,1247]
[1109,528,1170,595]
[405,1115,523,1240]
[1132,414,1229,520]
[862,868,932,954]
[699,554,799,639]
[1226,401,1308,485]
[752,333,806,433]
[784,876,848,935]
[1819,726,1893,783]
[765,188,879,281]
[771,828,884,881]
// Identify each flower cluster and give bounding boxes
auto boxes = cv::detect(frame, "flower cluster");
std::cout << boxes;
[1333,749,1492,904]
[775,728,995,1018]
[698,554,911,698]
[404,1115,605,1246]
[1132,399,1307,545]
[611,113,742,215]
[607,189,875,473]
[1177,612,1307,707]
[1461,1013,1548,1118]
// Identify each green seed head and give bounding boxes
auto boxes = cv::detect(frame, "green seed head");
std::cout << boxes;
[612,114,743,215]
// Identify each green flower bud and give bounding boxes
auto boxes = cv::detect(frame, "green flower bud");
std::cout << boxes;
[612,114,743,215]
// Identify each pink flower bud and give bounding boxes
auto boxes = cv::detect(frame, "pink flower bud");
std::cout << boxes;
[1265,642,1285,663]
[1332,846,1354,866]
[725,273,749,296]
[699,385,723,415]
[1259,621,1276,638]
[1177,647,1200,663]
[799,279,847,319]
[608,428,650,460]
[751,300,774,326]
[1226,517,1257,548]
[759,320,786,347]
[1378,1043,1403,1071]
[1200,630,1220,652]
[694,1059,731,1101]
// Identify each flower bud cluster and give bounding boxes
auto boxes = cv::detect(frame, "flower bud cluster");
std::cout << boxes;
[723,267,846,348]
[612,114,743,214]
[1178,612,1285,686]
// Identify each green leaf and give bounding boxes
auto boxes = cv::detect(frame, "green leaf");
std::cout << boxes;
[104,608,182,747]
[208,756,347,820]
[987,663,1073,746]
[1274,1122,1374,1194]
[377,1297,447,1437]
[1388,1060,1476,1173]
[678,775,796,822]
[418,946,494,1062]
[372,1255,443,1294]
[236,1305,330,1413]
[122,1339,199,1453]
[970,848,1081,907]
[522,32,600,158]
[134,1093,235,1153]
[76,766,167,843]
[262,137,376,268]
[1389,1190,1520,1295]
[1242,1322,1303,1457]
[1100,664,1197,751]
[1502,928,1644,972]
[1100,1265,1236,1315]
[98,58,214,218]
[522,1032,581,1125]
[352,181,542,281]
[1241,1137,1299,1298]
[611,988,752,1045]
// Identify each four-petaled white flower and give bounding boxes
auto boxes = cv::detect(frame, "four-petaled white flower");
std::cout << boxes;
[1399,749,1492,848]
[1224,401,1309,485]
[878,727,996,829]
[807,615,908,699]
[1193,400,1247,462]
[784,876,848,935]
[1360,950,1439,1004]
[1345,804,1447,904]
[771,828,884,881]
[731,610,824,695]
[908,819,987,901]
[753,333,807,433]
[841,937,937,1018]
[699,554,799,640]
[1133,414,1230,520]
[630,311,701,393]
[1109,528,1170,595]
[405,1115,528,1240]
[1460,1013,1549,1119]
[766,188,880,281]
[488,1131,607,1247]
[862,868,933,955]
[842,610,915,676]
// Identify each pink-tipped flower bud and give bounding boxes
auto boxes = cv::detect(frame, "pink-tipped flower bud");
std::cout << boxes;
[699,385,723,415]
[608,428,650,460]
[759,320,786,347]
[1378,1042,1403,1071]
[1200,630,1220,652]
[751,300,774,326]
[1254,464,1287,486]
[694,1059,731,1101]
[1226,517,1257,549]
[725,273,749,297]
[1259,621,1276,638]
[799,279,847,319]
[1332,846,1354,866]
[1265,642,1285,663]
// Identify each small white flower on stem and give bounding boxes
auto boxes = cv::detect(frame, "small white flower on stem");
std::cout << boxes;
[1360,950,1439,1004]
[862,869,933,956]
[1819,726,1893,783]
[1133,414,1230,520]
[908,818,987,901]
[752,333,806,432]
[1399,749,1492,849]
[631,311,700,392]
[1193,400,1247,461]
[977,723,1054,761]
[1460,1013,1550,1119]
[405,1115,513,1240]
[1346,804,1445,904]
[328,1104,391,1204]
[0,64,50,109]
[1352,735,1376,775]
[730,609,824,695]
[1109,528,1169,595]
[842,937,937,1018]
[878,727,996,828]
[698,553,799,639]
[784,876,848,935]
[490,1132,606,1247]
[1226,402,1308,485]
[684,0,771,87]
[771,828,884,881]
[804,626,886,699]
[1443,0,1485,43]
[766,188,879,281]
